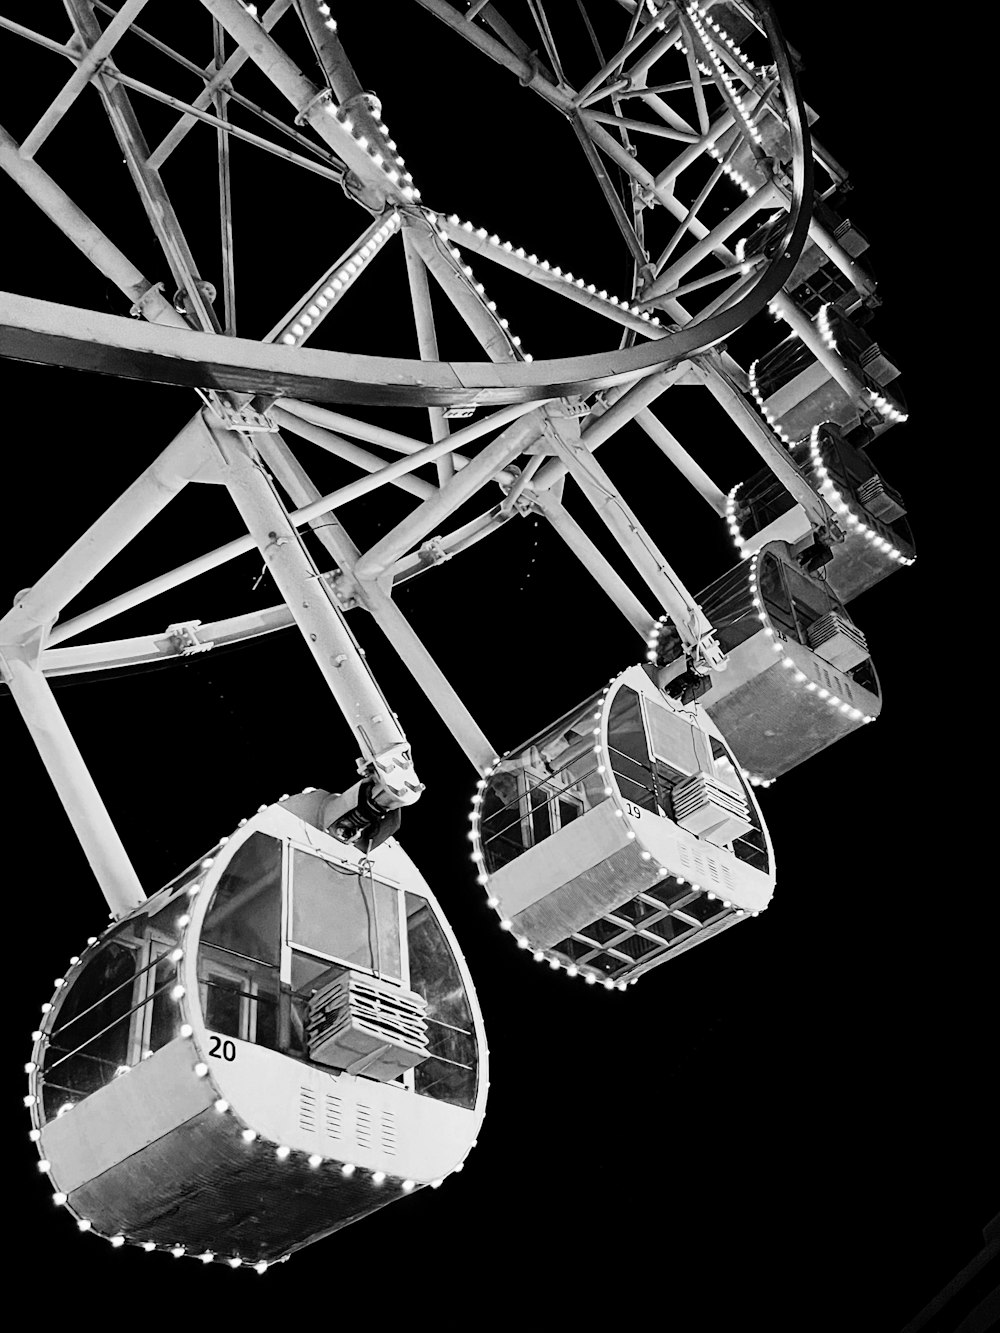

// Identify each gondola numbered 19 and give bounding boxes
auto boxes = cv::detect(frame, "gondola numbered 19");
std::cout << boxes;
[471,666,775,987]
[25,791,487,1269]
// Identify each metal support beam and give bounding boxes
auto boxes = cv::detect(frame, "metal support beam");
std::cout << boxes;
[632,409,727,515]
[65,0,219,332]
[0,417,214,645]
[146,0,293,169]
[17,0,149,159]
[402,229,454,485]
[270,407,436,499]
[353,410,547,582]
[531,488,653,640]
[257,434,497,773]
[542,422,723,667]
[531,364,688,493]
[404,224,518,364]
[210,424,413,772]
[688,352,832,530]
[0,122,186,327]
[0,645,146,917]
[46,399,545,647]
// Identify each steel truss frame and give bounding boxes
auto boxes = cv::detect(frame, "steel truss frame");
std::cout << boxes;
[0,1,899,915]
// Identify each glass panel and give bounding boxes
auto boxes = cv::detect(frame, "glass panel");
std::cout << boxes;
[41,935,140,1120]
[680,894,728,923]
[202,832,282,965]
[579,916,627,945]
[613,896,661,926]
[529,784,552,843]
[648,915,695,942]
[291,849,401,980]
[558,798,581,827]
[588,951,633,978]
[644,698,703,774]
[613,934,661,960]
[759,555,796,635]
[645,880,693,908]
[406,894,477,1110]
[553,936,592,961]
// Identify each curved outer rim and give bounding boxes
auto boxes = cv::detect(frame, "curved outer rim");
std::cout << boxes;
[0,5,812,410]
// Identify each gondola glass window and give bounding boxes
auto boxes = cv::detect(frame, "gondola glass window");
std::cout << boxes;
[198,832,282,1051]
[406,893,477,1109]
[479,695,606,872]
[39,889,189,1121]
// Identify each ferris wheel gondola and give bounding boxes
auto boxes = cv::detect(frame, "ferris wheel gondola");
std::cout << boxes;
[470,665,774,986]
[728,422,915,601]
[657,540,882,781]
[25,791,487,1268]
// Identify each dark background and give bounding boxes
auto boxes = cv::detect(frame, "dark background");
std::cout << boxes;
[1,4,991,1328]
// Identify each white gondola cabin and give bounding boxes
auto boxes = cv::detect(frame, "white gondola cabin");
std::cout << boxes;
[26,791,487,1269]
[730,423,915,601]
[751,306,905,441]
[471,666,775,987]
[674,541,882,780]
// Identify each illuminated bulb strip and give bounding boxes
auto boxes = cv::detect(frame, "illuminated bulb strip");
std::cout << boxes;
[278,214,401,348]
[705,143,755,196]
[747,358,796,447]
[725,482,749,558]
[326,98,420,202]
[431,213,662,334]
[686,7,763,146]
[867,388,909,424]
[747,552,874,727]
[816,303,838,352]
[695,6,770,77]
[807,427,913,567]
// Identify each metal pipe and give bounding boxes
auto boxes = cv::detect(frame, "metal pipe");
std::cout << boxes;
[146,0,293,168]
[632,409,727,514]
[402,230,454,485]
[354,410,546,581]
[531,489,652,640]
[213,426,411,767]
[270,408,436,499]
[48,399,547,646]
[257,433,497,773]
[541,429,721,661]
[769,292,869,402]
[531,365,688,492]
[404,225,518,365]
[688,353,831,529]
[0,646,146,917]
[0,418,212,643]
[642,181,779,302]
[18,0,149,159]
[0,122,186,324]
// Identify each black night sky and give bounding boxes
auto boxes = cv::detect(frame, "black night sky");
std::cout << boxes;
[1,5,992,1329]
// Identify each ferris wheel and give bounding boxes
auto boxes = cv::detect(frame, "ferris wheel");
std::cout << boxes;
[1,0,912,1273]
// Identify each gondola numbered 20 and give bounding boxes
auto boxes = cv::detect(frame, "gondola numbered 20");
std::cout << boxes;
[471,666,775,987]
[25,791,487,1269]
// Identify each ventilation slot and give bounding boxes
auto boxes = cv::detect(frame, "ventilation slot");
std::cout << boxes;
[299,1087,317,1133]
[356,1104,374,1150]
[325,1093,343,1140]
[381,1110,397,1156]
